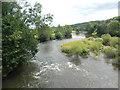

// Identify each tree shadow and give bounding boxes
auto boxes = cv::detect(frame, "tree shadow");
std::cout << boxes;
[69,54,81,66]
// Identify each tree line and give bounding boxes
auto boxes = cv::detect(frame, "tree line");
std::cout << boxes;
[71,16,120,37]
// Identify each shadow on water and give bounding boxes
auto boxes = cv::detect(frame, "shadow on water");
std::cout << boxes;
[69,54,81,66]
[2,62,39,88]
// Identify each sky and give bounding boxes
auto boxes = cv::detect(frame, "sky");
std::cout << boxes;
[26,0,119,26]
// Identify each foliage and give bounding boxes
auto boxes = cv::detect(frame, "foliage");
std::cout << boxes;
[38,25,52,42]
[61,38,103,56]
[61,36,119,62]
[20,1,53,42]
[2,2,39,77]
[101,34,111,46]
[107,21,120,36]
[50,33,56,40]
[72,31,76,33]
[54,25,72,39]
[55,32,63,40]
[110,37,118,48]
[63,25,72,38]
[71,16,120,37]
[2,1,53,77]
[104,47,117,59]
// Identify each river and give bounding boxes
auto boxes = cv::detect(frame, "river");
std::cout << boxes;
[3,33,118,88]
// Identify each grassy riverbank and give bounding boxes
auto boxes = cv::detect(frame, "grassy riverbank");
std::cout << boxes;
[61,34,119,62]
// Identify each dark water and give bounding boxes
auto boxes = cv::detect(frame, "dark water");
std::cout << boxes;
[3,33,118,88]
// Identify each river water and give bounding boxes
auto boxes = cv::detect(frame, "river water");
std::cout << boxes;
[3,33,118,88]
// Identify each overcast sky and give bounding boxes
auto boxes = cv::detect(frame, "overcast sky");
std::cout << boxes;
[26,0,119,26]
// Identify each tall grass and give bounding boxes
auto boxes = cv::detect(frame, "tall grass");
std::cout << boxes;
[101,34,111,46]
[61,34,119,62]
[61,39,103,57]
[110,37,118,48]
[104,47,117,59]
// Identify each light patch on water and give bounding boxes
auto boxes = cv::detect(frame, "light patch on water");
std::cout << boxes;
[49,63,61,72]
[33,63,62,79]
[67,62,74,68]
[33,75,40,79]
[67,62,81,71]
[75,67,80,71]
[43,63,61,72]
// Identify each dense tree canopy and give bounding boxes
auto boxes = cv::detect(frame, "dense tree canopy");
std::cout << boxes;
[2,1,53,77]
[71,16,120,37]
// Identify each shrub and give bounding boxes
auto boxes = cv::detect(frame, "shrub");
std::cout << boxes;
[62,44,89,56]
[50,33,56,40]
[95,38,103,43]
[87,37,94,40]
[101,34,111,46]
[39,33,50,42]
[110,37,118,48]
[104,47,117,58]
[55,32,63,40]
[89,41,103,55]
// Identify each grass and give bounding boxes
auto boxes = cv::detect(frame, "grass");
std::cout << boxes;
[61,38,103,57]
[72,31,76,33]
[51,33,55,37]
[61,34,119,63]
[104,47,117,59]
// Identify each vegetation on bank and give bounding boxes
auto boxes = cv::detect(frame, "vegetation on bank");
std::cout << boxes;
[2,1,73,77]
[68,16,120,63]
[71,16,120,37]
[2,1,54,77]
[61,34,119,63]
[53,25,73,40]
[61,37,103,57]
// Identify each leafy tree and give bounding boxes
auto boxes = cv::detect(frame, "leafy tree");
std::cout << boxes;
[2,2,38,77]
[107,21,120,36]
[101,34,111,46]
[55,32,63,40]
[96,22,108,36]
[38,25,52,42]
[63,25,72,38]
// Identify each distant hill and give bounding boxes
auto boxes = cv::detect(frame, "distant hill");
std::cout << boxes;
[70,16,120,37]
[70,16,119,31]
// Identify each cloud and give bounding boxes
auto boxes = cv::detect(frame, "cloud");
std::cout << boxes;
[71,2,118,16]
[27,0,119,26]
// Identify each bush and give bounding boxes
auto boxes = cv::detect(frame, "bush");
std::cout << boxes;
[95,38,103,43]
[87,37,94,40]
[104,47,117,58]
[39,33,50,42]
[110,37,118,48]
[55,32,63,40]
[89,41,103,55]
[101,34,111,46]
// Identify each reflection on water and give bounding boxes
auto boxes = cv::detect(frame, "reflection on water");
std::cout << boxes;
[70,55,81,66]
[3,32,118,88]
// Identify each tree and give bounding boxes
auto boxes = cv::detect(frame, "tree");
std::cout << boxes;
[107,21,120,36]
[2,2,38,77]
[96,22,108,36]
[63,25,72,38]
[38,24,52,42]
